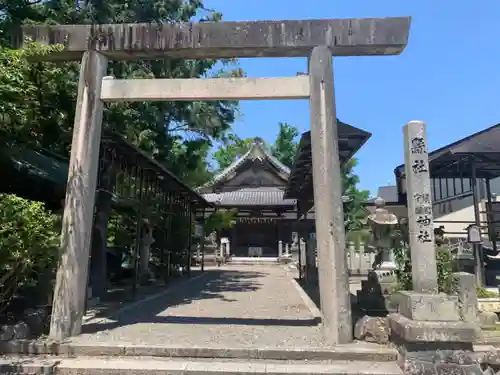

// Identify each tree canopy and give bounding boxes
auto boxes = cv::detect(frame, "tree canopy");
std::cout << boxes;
[270,123,299,168]
[213,134,254,170]
[0,0,241,187]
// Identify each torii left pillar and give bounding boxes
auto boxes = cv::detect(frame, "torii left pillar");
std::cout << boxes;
[49,51,108,340]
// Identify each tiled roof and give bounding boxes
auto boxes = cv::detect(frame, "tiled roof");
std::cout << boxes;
[364,185,399,205]
[199,139,290,190]
[203,187,296,207]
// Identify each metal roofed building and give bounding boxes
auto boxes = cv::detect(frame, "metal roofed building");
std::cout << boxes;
[366,123,500,246]
[392,123,500,240]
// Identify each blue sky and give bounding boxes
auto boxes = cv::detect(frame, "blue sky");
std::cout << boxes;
[203,0,500,196]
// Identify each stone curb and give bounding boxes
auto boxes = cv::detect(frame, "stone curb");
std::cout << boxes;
[285,268,322,322]
[0,357,403,375]
[0,341,398,362]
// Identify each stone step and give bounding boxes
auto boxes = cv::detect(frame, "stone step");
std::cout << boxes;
[228,257,280,265]
[0,341,398,362]
[0,357,403,375]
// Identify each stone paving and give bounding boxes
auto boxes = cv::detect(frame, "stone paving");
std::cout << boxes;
[73,264,326,348]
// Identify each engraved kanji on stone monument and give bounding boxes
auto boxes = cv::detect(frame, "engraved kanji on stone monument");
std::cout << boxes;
[403,121,438,293]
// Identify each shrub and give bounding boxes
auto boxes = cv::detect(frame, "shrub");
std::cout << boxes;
[477,286,499,299]
[0,194,60,315]
[393,243,454,293]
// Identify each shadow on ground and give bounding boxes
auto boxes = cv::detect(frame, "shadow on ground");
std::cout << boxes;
[83,272,205,322]
[81,268,315,335]
[295,277,363,332]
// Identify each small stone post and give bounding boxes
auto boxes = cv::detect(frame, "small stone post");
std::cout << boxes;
[196,244,201,260]
[285,243,290,256]
[306,234,317,282]
[358,243,365,274]
[348,242,355,274]
[309,45,352,344]
[403,120,438,293]
[49,51,108,341]
[278,240,283,258]
[200,229,205,272]
[448,272,478,323]
[300,237,306,274]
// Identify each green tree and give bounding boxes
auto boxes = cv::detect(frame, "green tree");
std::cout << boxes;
[203,209,238,234]
[270,122,299,168]
[0,0,240,185]
[213,134,254,170]
[0,194,60,314]
[0,43,78,150]
[342,158,370,233]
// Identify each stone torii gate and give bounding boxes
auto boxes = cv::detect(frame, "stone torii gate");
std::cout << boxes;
[20,17,411,344]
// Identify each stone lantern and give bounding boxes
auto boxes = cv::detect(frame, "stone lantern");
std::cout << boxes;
[367,197,398,275]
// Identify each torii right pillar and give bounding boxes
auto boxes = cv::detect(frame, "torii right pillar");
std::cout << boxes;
[309,46,353,344]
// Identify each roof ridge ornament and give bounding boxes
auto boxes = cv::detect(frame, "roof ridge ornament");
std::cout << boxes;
[253,137,265,145]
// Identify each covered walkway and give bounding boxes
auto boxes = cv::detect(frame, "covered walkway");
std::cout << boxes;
[74,264,326,348]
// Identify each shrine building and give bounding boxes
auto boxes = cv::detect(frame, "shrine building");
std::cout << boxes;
[198,121,371,258]
[198,138,302,257]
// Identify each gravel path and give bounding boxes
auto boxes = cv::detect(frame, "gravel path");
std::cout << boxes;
[74,265,326,348]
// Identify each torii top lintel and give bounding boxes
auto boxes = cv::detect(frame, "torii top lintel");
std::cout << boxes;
[19,17,411,60]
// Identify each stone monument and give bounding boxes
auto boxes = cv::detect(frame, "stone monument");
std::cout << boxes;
[387,121,480,374]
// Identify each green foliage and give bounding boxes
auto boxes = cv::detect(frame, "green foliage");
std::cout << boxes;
[270,122,299,168]
[0,0,240,186]
[436,246,454,292]
[0,42,76,150]
[203,209,238,234]
[393,222,454,293]
[0,194,60,313]
[393,239,413,291]
[477,286,499,299]
[342,158,370,232]
[107,211,136,248]
[345,229,371,247]
[213,134,254,170]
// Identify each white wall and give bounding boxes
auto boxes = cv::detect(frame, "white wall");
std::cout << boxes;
[433,195,487,238]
